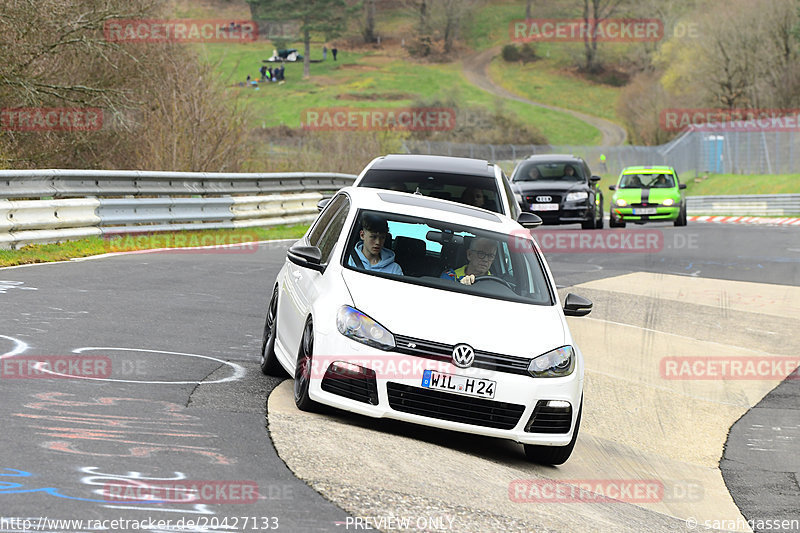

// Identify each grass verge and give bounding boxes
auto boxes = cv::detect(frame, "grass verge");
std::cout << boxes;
[682,173,800,196]
[0,225,309,268]
[489,57,622,124]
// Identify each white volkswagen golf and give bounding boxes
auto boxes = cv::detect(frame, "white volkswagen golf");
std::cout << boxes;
[260,187,592,464]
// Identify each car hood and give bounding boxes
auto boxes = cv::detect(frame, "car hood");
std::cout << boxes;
[341,270,567,358]
[614,188,679,203]
[512,180,587,194]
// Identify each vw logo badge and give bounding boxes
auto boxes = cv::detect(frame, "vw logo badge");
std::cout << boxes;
[452,344,475,369]
[535,195,552,203]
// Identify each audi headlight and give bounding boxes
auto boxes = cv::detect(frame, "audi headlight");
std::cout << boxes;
[566,192,589,202]
[616,198,627,207]
[528,346,575,378]
[662,198,675,206]
[336,306,395,350]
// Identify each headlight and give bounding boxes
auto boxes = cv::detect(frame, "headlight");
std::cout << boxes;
[616,198,627,207]
[336,306,395,350]
[566,192,589,202]
[662,198,675,206]
[528,346,575,377]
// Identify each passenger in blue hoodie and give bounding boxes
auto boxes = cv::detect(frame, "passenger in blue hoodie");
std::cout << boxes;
[348,213,403,275]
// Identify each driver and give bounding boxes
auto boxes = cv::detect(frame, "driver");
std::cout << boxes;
[441,237,496,285]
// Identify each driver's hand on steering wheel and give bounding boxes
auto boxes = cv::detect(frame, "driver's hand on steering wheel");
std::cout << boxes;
[460,274,476,286]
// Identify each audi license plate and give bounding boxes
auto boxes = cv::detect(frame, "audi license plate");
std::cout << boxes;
[421,370,496,399]
[633,207,657,215]
[530,203,559,211]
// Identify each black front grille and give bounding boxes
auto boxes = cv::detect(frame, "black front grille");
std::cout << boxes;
[386,382,525,430]
[525,194,562,204]
[394,334,531,376]
[321,363,379,405]
[524,401,572,433]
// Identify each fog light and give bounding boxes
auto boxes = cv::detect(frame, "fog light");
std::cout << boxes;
[330,361,366,377]
[546,400,571,409]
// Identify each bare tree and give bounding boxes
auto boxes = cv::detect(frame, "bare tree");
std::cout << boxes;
[580,0,624,73]
[0,0,251,170]
[364,0,378,43]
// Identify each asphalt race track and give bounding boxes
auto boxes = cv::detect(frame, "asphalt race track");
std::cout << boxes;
[0,222,798,533]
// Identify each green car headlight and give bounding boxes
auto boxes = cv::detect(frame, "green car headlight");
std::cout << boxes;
[566,192,588,202]
[616,198,627,207]
[528,346,575,378]
[662,198,675,206]
[336,306,395,350]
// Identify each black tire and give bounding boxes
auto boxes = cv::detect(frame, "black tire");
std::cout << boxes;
[524,399,582,466]
[595,204,604,229]
[674,205,687,226]
[294,318,319,412]
[609,210,626,228]
[581,217,595,230]
[260,286,286,376]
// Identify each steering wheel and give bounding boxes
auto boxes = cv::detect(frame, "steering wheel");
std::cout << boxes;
[472,276,515,290]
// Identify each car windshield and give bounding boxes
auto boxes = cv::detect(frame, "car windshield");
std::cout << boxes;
[342,209,553,306]
[513,162,585,182]
[620,173,675,188]
[358,169,504,214]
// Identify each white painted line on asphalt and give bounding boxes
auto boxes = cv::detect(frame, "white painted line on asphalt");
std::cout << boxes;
[0,334,29,359]
[29,346,247,384]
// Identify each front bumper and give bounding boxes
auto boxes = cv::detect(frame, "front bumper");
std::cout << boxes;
[306,333,583,446]
[525,204,593,225]
[614,205,679,222]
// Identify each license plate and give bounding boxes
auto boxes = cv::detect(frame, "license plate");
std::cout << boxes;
[633,207,657,215]
[530,203,559,211]
[421,370,496,399]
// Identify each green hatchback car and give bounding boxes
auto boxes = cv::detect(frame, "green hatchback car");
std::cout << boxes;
[608,166,687,227]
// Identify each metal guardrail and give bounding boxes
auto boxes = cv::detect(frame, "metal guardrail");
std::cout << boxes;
[686,194,800,216]
[0,169,356,199]
[0,170,356,249]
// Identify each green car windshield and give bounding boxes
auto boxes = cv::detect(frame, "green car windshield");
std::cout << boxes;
[619,173,675,189]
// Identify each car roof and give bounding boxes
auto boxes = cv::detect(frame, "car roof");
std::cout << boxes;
[368,154,497,178]
[336,186,521,233]
[621,166,675,174]
[522,154,585,164]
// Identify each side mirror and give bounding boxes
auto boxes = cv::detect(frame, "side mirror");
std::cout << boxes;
[590,175,601,183]
[287,244,324,272]
[317,198,331,212]
[679,183,687,190]
[563,293,592,317]
[517,212,543,228]
[608,185,617,191]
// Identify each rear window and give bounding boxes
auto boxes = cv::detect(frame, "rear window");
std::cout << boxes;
[358,169,504,214]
